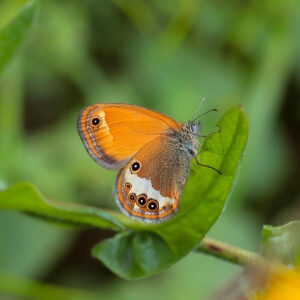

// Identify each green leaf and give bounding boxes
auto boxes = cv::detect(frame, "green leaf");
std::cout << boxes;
[93,106,248,279]
[0,0,37,76]
[93,231,181,279]
[262,221,300,265]
[0,182,125,231]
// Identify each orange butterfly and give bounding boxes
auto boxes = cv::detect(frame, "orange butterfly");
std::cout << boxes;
[77,103,219,223]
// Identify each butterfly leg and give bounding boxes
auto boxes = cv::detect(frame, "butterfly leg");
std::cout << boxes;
[194,155,222,174]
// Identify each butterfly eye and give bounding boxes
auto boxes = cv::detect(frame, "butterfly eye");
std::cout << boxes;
[128,193,137,202]
[130,161,141,173]
[146,199,159,212]
[137,194,147,207]
[125,182,132,189]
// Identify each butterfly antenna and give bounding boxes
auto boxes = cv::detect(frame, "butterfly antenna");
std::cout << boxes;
[192,97,206,121]
[192,108,218,124]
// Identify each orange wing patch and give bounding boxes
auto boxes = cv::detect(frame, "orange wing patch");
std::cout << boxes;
[77,103,182,170]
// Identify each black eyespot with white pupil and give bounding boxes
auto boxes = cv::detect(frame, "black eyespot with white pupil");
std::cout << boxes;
[137,195,147,207]
[131,161,141,172]
[128,193,136,201]
[91,117,100,126]
[125,182,132,189]
[147,200,159,211]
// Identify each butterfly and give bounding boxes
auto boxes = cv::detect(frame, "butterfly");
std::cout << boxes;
[77,103,219,223]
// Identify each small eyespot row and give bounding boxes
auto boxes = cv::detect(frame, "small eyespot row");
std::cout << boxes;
[127,192,159,212]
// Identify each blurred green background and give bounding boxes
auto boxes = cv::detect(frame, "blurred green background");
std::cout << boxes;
[0,0,299,299]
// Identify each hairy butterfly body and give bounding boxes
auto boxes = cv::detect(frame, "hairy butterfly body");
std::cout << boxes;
[77,103,201,223]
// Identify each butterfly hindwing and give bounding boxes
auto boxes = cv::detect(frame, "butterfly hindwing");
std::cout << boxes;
[115,136,192,222]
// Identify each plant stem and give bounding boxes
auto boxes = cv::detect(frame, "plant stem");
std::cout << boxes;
[196,237,267,267]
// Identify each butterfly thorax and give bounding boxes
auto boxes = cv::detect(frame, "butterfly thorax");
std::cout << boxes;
[167,121,200,159]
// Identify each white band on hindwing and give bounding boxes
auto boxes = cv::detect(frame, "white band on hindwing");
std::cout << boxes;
[124,168,174,213]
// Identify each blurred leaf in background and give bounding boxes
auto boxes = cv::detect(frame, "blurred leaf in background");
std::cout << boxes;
[0,0,300,299]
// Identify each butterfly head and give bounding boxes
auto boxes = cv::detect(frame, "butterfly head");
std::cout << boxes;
[188,119,201,135]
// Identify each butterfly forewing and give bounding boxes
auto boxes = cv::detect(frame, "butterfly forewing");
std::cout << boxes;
[77,103,181,170]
